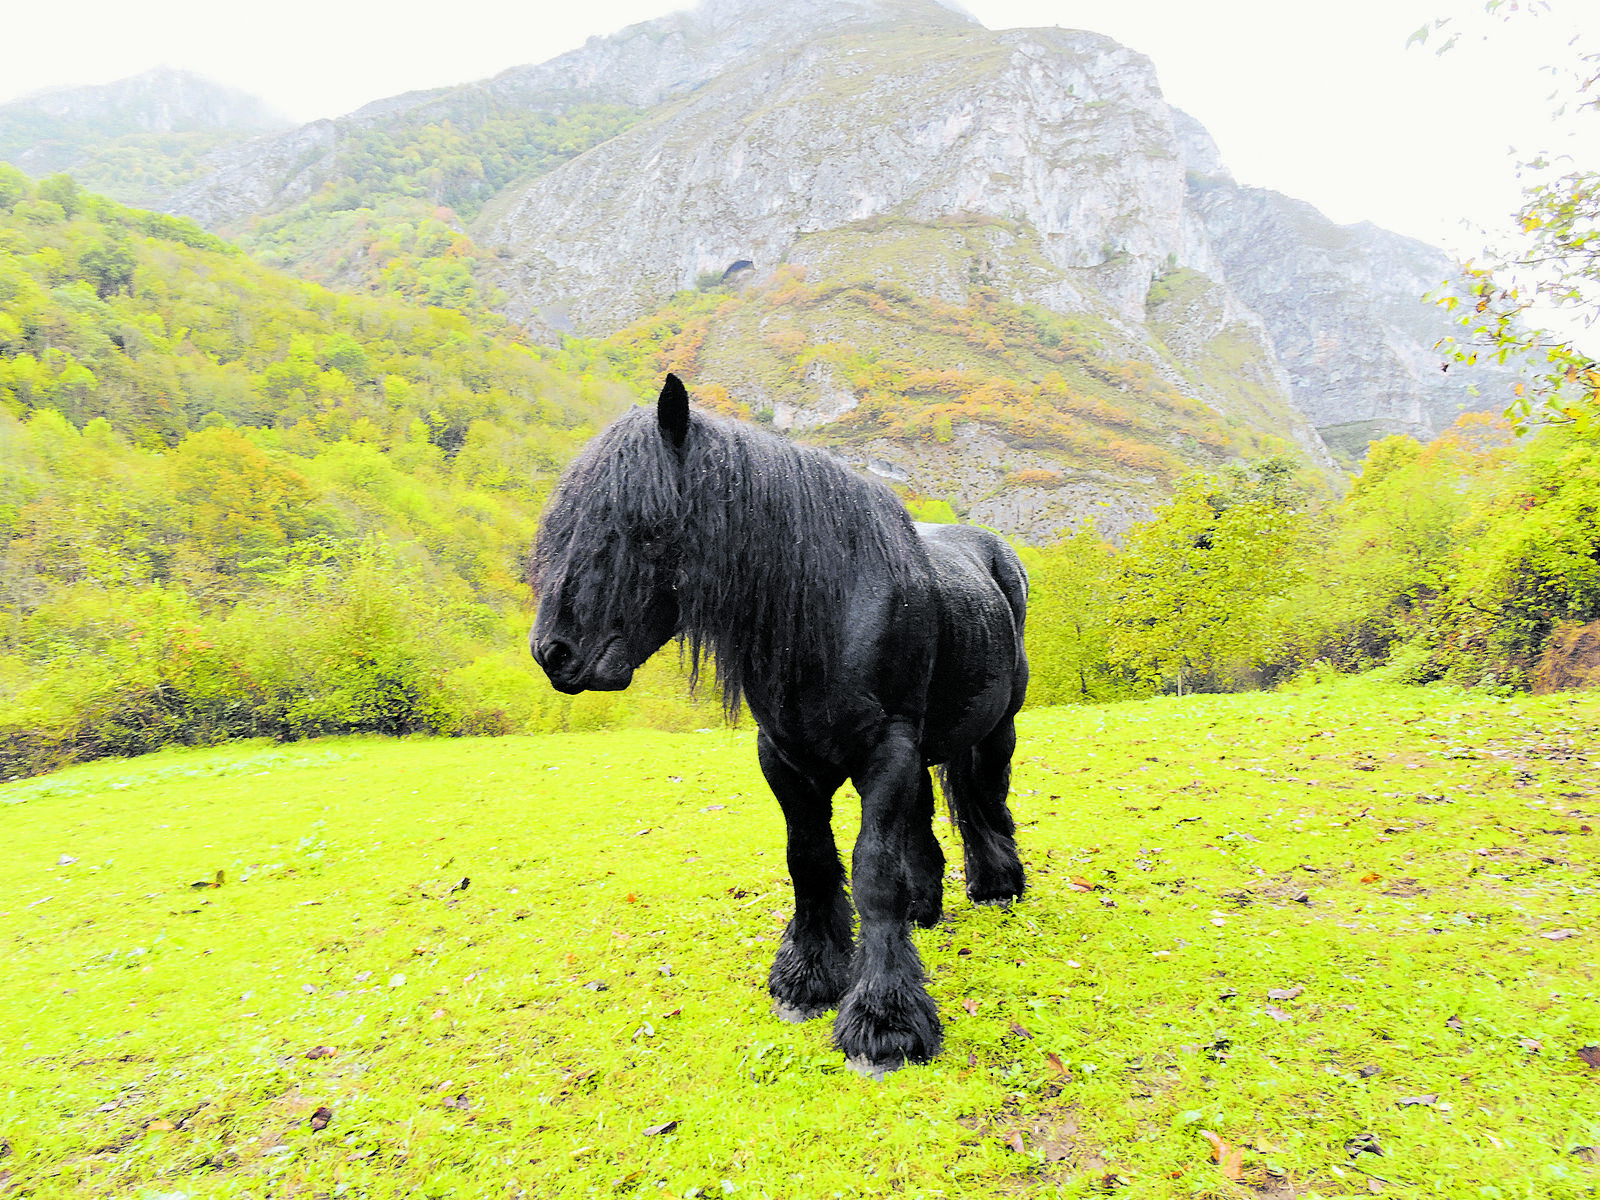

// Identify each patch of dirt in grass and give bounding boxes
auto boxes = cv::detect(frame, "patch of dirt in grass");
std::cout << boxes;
[1249,1179,1315,1199]
[1380,878,1430,897]
[959,1104,1112,1180]
[1223,877,1313,906]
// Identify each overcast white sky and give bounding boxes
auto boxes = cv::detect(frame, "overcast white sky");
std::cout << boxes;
[3,0,1592,263]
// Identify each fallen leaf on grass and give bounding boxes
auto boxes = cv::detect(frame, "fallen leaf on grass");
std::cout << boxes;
[1359,872,1382,884]
[642,1121,679,1137]
[1003,1130,1026,1153]
[1396,1093,1438,1107]
[309,1106,332,1132]
[146,1119,175,1132]
[1069,876,1096,892]
[1445,1015,1465,1031]
[1358,1064,1382,1078]
[1267,984,1304,1001]
[1009,1021,1033,1040]
[1044,1051,1070,1076]
[1572,1147,1600,1164]
[442,1094,470,1111]
[1518,1038,1542,1053]
[962,998,980,1015]
[1541,928,1579,941]
[1345,1133,1384,1157]
[1366,1178,1385,1194]
[1577,1046,1600,1069]
[1265,1005,1291,1022]
[304,1046,335,1059]
[1200,1130,1244,1179]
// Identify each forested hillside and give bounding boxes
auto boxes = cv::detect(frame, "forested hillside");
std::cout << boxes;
[0,169,720,778]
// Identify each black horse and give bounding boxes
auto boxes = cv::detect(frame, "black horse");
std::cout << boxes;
[531,374,1029,1075]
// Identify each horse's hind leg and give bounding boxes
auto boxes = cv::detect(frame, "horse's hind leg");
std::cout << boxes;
[906,769,944,929]
[942,716,1026,905]
[758,732,853,1022]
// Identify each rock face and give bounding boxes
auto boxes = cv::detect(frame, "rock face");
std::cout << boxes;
[1186,173,1508,453]
[164,121,340,229]
[486,17,1189,334]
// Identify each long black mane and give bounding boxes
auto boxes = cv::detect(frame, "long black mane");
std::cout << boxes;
[533,404,925,715]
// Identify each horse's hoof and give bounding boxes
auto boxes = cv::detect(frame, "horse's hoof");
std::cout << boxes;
[845,1054,904,1082]
[972,895,1015,909]
[772,1000,830,1024]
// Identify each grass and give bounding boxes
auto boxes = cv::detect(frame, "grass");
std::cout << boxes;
[1,677,1597,1198]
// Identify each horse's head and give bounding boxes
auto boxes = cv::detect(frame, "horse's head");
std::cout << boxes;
[529,375,692,693]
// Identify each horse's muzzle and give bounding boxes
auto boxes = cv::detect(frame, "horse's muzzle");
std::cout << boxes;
[531,633,634,693]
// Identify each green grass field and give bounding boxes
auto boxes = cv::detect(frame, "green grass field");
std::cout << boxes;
[2,679,1597,1199]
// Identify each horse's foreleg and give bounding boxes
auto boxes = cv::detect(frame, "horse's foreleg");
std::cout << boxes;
[943,716,1025,905]
[834,721,943,1076]
[758,732,852,1022]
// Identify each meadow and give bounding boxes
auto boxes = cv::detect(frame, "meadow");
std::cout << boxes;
[1,678,1597,1199]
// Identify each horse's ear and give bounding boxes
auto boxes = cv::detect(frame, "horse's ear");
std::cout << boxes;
[658,373,689,450]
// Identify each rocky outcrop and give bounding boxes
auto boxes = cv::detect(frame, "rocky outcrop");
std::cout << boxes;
[164,121,339,229]
[1185,172,1514,452]
[484,19,1192,335]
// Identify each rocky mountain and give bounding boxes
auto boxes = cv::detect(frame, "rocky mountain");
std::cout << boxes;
[14,0,1515,540]
[0,69,291,206]
[1175,111,1505,458]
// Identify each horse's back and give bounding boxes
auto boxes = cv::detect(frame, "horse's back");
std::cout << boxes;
[913,523,1029,760]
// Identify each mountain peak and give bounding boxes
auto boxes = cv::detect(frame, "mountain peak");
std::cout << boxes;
[486,0,978,109]
[4,68,290,134]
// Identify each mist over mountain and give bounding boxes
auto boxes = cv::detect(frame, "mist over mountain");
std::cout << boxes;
[0,68,292,207]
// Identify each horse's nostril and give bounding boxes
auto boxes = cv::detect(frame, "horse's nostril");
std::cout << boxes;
[541,639,574,672]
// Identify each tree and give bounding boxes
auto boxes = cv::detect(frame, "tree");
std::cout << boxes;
[0,164,28,214]
[169,427,316,572]
[1108,458,1309,694]
[1424,4,1599,428]
[1022,521,1126,705]
[36,173,81,219]
[79,236,137,299]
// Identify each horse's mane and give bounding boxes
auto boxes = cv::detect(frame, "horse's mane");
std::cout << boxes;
[533,405,925,717]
